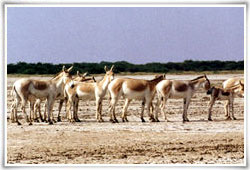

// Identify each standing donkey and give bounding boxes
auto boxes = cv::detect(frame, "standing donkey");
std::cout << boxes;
[33,71,96,122]
[10,66,73,125]
[206,81,244,121]
[222,77,244,119]
[108,74,165,123]
[155,74,210,122]
[64,65,114,122]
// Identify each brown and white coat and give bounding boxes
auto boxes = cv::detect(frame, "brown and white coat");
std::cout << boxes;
[10,66,73,125]
[206,82,244,121]
[33,71,96,122]
[222,77,244,118]
[64,65,114,122]
[155,75,210,122]
[108,74,165,123]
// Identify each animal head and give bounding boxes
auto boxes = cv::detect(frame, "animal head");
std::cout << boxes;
[202,74,211,90]
[234,80,244,97]
[59,65,73,84]
[104,65,115,82]
[206,86,215,95]
[74,71,89,82]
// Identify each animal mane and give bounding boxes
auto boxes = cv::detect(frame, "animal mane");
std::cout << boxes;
[190,75,205,82]
[51,70,63,80]
[149,75,163,82]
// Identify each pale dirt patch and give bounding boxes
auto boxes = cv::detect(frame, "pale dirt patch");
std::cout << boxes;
[6,74,244,165]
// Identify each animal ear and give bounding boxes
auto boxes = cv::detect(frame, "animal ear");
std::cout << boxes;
[104,66,107,72]
[62,65,66,71]
[240,80,244,86]
[82,72,88,77]
[110,65,114,71]
[67,66,73,72]
[163,73,166,78]
[92,76,96,82]
[76,71,80,76]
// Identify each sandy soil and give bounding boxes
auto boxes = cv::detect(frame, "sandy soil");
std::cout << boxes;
[6,74,244,165]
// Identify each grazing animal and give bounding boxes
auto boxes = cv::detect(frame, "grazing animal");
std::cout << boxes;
[108,74,165,123]
[64,65,114,122]
[33,71,96,122]
[10,66,73,125]
[222,77,244,119]
[155,74,210,122]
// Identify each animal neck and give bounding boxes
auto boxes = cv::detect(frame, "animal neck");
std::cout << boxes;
[51,75,66,92]
[190,78,204,90]
[149,76,163,91]
[98,75,110,91]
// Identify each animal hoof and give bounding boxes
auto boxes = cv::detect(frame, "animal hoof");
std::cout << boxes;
[49,121,53,125]
[74,118,81,122]
[208,118,213,121]
[156,119,160,122]
[141,118,146,123]
[225,116,231,120]
[29,122,33,126]
[232,117,237,120]
[17,122,22,126]
[114,119,119,123]
[57,117,62,122]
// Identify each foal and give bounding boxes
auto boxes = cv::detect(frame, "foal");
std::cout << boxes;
[155,74,210,122]
[108,74,165,123]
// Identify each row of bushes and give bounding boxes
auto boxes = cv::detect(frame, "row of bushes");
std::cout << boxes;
[7,60,244,74]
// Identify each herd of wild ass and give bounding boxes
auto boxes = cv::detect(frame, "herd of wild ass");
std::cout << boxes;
[10,65,244,125]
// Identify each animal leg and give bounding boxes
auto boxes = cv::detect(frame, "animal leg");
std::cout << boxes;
[108,97,118,122]
[122,99,131,122]
[160,97,169,121]
[96,97,103,122]
[47,97,55,125]
[57,99,64,122]
[66,98,73,122]
[208,97,215,121]
[182,98,191,122]
[146,99,155,122]
[224,100,230,119]
[73,98,81,122]
[230,98,236,120]
[140,99,146,122]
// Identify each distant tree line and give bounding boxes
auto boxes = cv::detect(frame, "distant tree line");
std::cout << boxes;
[7,60,244,75]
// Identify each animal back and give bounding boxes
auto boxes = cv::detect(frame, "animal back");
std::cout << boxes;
[173,81,188,92]
[32,80,48,90]
[126,79,148,92]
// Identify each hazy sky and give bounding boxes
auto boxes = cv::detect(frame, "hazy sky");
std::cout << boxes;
[7,7,244,64]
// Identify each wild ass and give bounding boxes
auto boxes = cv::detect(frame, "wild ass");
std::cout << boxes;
[155,74,210,122]
[222,77,244,119]
[33,71,96,122]
[64,65,114,122]
[10,66,73,125]
[108,74,165,123]
[206,81,244,121]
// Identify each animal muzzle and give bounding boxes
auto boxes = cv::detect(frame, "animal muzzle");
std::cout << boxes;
[206,88,213,95]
